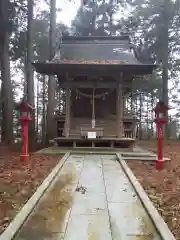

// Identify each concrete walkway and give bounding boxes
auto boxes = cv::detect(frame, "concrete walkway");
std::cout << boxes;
[13,154,162,240]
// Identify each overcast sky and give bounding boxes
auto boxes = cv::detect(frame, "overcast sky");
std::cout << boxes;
[37,0,81,26]
[57,0,81,26]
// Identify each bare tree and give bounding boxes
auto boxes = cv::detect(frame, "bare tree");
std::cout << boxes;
[46,0,56,143]
[26,0,36,150]
[0,0,13,144]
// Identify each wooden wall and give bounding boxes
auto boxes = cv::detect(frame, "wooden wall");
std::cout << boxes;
[71,89,116,118]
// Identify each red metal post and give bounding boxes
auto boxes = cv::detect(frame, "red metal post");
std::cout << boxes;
[156,123,164,170]
[17,99,33,162]
[154,101,169,170]
[20,120,29,161]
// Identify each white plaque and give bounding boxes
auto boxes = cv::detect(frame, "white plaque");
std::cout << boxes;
[88,132,96,139]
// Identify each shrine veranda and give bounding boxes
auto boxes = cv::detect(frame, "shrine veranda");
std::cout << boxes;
[33,36,156,148]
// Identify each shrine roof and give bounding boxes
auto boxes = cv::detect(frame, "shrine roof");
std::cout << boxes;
[33,36,157,76]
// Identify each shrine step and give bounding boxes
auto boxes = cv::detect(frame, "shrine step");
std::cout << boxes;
[54,137,135,149]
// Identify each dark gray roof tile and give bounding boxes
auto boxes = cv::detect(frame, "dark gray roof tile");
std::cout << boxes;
[52,37,149,65]
[33,36,157,75]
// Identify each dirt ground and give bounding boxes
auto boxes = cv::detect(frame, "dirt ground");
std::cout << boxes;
[128,140,180,239]
[0,146,61,234]
[1,142,180,238]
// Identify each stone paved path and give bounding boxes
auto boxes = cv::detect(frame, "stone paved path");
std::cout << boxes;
[14,154,161,240]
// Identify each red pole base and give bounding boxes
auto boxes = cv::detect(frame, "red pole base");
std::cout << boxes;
[20,154,29,161]
[156,159,164,170]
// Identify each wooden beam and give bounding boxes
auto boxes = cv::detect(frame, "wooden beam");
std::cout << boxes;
[59,73,134,82]
[58,80,131,89]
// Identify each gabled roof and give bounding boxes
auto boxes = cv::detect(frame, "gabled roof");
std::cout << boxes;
[33,35,157,76]
[55,35,152,65]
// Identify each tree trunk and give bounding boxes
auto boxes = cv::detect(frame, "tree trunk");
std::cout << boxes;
[42,75,46,145]
[36,78,39,141]
[0,0,13,145]
[139,92,142,140]
[91,0,96,35]
[130,93,133,114]
[109,0,113,35]
[26,0,35,150]
[23,56,27,96]
[150,91,154,138]
[46,0,56,143]
[162,0,170,139]
[146,93,149,139]
[0,88,3,140]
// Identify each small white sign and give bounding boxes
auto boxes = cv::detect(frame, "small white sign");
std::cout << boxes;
[88,132,96,139]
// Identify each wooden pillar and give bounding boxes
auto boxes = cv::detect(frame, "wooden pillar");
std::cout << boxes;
[92,87,95,128]
[116,73,124,138]
[64,88,71,138]
[132,120,137,139]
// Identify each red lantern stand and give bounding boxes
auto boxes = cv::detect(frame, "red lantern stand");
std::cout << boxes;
[153,101,169,170]
[18,100,34,161]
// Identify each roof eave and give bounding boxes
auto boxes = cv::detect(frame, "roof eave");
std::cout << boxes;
[32,62,157,76]
[62,35,130,42]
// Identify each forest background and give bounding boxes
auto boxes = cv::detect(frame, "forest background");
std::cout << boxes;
[0,0,179,149]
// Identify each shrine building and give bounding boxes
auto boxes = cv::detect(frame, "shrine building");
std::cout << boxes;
[33,35,156,148]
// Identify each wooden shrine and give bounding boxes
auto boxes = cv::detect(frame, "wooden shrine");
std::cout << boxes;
[33,36,156,148]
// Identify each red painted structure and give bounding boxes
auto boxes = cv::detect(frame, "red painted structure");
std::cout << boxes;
[154,101,169,170]
[17,99,33,161]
